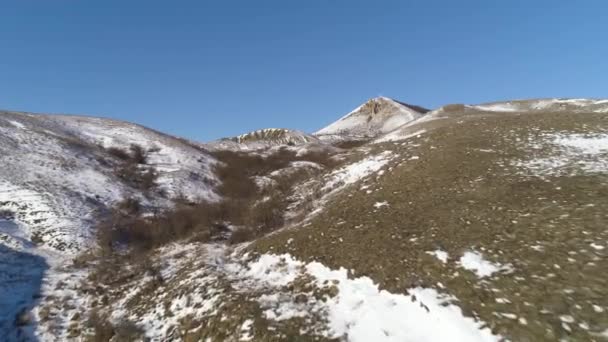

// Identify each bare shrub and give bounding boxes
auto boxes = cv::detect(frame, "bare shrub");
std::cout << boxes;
[228,227,255,244]
[96,199,225,255]
[0,209,14,219]
[129,144,147,164]
[116,197,141,215]
[59,136,90,151]
[107,147,131,161]
[295,149,341,169]
[248,196,285,232]
[31,232,44,245]
[114,164,158,192]
[114,320,144,341]
[333,139,370,149]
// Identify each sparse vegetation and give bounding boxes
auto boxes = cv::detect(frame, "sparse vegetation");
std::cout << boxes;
[106,146,131,161]
[106,144,159,192]
[332,139,370,149]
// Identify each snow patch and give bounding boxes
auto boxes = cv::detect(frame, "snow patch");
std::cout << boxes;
[516,133,608,176]
[236,253,500,342]
[373,201,389,209]
[323,151,393,192]
[458,251,511,278]
[375,129,427,143]
[427,249,449,263]
[239,319,254,341]
[8,120,25,129]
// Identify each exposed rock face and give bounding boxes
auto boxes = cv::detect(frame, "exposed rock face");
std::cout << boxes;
[207,128,320,150]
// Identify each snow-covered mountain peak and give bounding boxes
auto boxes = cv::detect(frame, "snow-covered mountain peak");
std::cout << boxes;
[314,97,429,139]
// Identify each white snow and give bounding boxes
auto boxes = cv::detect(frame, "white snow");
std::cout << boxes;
[8,120,25,129]
[236,253,499,342]
[51,114,218,202]
[553,134,608,154]
[240,254,303,287]
[516,133,608,177]
[323,151,393,192]
[560,315,575,323]
[475,104,518,112]
[239,319,254,341]
[373,201,389,209]
[375,128,427,143]
[427,249,449,263]
[458,251,511,278]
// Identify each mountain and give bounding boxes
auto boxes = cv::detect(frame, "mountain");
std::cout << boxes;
[315,96,429,140]
[2,98,608,341]
[207,128,321,150]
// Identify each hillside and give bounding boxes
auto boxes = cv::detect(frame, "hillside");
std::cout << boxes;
[0,111,222,340]
[0,111,218,252]
[1,99,608,341]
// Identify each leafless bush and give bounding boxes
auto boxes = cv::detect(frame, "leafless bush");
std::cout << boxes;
[59,135,90,151]
[247,196,285,233]
[129,144,147,164]
[0,209,14,219]
[96,199,226,255]
[114,320,144,341]
[116,197,141,215]
[106,147,131,161]
[228,227,255,244]
[114,164,158,192]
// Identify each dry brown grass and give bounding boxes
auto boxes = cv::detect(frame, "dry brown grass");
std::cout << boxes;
[442,103,466,112]
[332,139,370,149]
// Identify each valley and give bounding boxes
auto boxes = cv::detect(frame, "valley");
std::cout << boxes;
[1,98,608,341]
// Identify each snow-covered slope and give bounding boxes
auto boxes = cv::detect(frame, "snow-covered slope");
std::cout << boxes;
[315,97,428,140]
[207,128,320,151]
[373,99,608,143]
[471,98,608,113]
[0,111,218,252]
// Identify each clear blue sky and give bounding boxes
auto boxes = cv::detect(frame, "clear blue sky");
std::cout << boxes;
[1,1,607,141]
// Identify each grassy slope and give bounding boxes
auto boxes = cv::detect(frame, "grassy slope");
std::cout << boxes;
[255,111,608,341]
